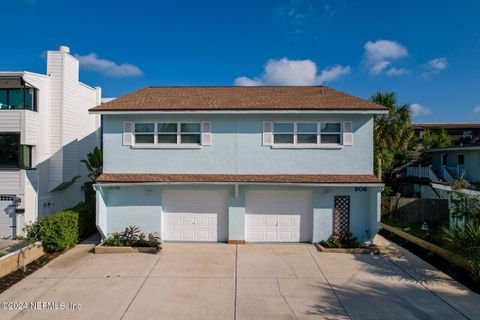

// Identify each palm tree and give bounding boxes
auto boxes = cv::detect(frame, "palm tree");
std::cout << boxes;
[370,92,414,180]
[81,147,103,182]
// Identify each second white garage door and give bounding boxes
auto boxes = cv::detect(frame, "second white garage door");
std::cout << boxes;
[245,190,313,242]
[162,190,229,242]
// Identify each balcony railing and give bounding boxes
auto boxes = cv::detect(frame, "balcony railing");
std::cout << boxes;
[406,165,440,182]
[0,88,37,111]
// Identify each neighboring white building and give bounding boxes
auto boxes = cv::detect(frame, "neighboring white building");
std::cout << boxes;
[0,46,101,238]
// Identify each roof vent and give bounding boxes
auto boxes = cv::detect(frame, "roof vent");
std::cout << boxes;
[58,45,70,53]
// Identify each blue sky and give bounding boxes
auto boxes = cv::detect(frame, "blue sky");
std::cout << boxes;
[2,0,479,122]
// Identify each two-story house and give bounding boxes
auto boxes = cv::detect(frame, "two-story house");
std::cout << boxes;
[0,46,101,238]
[90,86,386,243]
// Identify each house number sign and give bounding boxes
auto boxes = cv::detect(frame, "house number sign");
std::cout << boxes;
[354,187,368,192]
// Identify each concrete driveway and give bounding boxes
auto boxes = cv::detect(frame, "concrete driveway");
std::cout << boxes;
[0,237,479,320]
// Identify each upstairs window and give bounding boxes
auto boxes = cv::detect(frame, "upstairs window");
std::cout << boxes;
[273,123,294,144]
[297,123,317,144]
[134,123,155,144]
[320,123,341,144]
[0,133,20,169]
[158,123,178,143]
[133,122,203,146]
[180,123,201,144]
[0,134,32,169]
[271,122,342,146]
[0,88,37,111]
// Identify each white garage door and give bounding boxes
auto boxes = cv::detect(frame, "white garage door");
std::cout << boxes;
[245,190,312,242]
[0,195,16,239]
[162,190,228,242]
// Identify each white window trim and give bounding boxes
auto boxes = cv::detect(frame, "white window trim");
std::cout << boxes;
[132,121,203,149]
[271,121,343,148]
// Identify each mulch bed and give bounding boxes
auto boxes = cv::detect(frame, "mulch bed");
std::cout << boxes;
[379,229,480,294]
[0,252,61,294]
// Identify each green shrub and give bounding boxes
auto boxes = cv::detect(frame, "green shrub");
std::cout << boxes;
[41,210,79,253]
[70,202,96,240]
[443,223,480,280]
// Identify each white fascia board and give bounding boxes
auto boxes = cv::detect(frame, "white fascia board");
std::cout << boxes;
[94,182,384,188]
[90,110,389,115]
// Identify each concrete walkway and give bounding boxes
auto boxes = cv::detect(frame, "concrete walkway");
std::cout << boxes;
[0,236,478,320]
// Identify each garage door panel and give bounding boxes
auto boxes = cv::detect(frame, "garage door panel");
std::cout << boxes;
[163,190,228,242]
[245,191,312,243]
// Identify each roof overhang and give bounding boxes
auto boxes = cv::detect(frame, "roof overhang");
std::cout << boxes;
[94,173,383,188]
[95,181,384,188]
[90,109,389,115]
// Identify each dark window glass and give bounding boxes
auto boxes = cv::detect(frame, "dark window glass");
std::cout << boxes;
[8,89,24,109]
[181,123,200,133]
[274,134,294,144]
[297,123,317,133]
[180,134,200,144]
[135,135,154,144]
[134,123,154,133]
[25,89,35,111]
[0,90,7,109]
[0,134,20,168]
[458,155,465,165]
[274,123,294,132]
[321,134,341,144]
[297,134,317,144]
[321,123,341,133]
[21,145,32,169]
[158,123,177,133]
[158,134,177,144]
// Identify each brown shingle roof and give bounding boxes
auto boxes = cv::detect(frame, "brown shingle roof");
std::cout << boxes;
[96,173,380,184]
[90,86,386,112]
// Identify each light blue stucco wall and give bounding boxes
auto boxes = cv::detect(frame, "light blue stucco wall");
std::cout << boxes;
[431,149,480,181]
[104,185,163,236]
[97,184,381,243]
[102,114,374,175]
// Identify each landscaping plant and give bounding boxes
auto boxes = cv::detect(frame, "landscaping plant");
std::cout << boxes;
[443,223,480,280]
[104,226,161,250]
[320,232,368,249]
[24,201,97,253]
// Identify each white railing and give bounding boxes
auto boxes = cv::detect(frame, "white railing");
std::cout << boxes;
[406,166,440,182]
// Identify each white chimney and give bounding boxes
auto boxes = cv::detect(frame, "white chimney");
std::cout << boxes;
[58,45,70,53]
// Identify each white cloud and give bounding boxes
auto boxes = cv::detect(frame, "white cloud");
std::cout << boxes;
[421,57,448,77]
[386,67,409,76]
[410,103,432,117]
[473,105,480,113]
[75,53,142,77]
[363,40,408,75]
[234,58,350,86]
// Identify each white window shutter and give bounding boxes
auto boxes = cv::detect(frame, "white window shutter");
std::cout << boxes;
[343,121,353,146]
[263,121,273,146]
[123,121,133,146]
[201,121,212,146]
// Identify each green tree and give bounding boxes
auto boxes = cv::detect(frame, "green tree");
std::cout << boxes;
[81,147,103,182]
[370,92,414,180]
[422,129,452,149]
[81,147,103,204]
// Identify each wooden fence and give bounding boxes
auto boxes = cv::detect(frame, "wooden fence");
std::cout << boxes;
[382,196,449,225]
